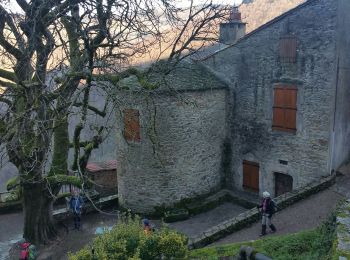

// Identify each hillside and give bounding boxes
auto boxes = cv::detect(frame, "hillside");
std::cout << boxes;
[240,0,306,32]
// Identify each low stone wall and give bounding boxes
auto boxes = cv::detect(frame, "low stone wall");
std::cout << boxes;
[334,199,350,259]
[189,173,336,249]
[186,189,256,215]
[164,189,256,222]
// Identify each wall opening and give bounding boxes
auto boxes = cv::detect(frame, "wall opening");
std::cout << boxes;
[274,172,293,196]
[124,109,141,142]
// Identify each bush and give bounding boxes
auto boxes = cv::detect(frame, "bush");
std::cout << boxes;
[69,214,188,260]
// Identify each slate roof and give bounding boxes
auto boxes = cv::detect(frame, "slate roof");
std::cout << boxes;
[86,160,117,173]
[119,60,228,92]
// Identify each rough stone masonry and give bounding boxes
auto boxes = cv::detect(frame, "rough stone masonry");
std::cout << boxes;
[116,0,350,214]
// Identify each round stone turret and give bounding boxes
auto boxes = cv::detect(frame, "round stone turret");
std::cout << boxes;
[116,61,228,214]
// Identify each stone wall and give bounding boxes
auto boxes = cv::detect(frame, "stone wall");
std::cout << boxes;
[335,199,350,259]
[116,89,227,214]
[87,170,118,196]
[331,0,350,170]
[202,0,338,196]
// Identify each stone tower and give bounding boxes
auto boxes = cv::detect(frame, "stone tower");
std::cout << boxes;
[116,61,228,214]
[219,5,246,44]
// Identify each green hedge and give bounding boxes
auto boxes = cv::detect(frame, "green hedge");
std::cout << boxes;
[69,214,188,260]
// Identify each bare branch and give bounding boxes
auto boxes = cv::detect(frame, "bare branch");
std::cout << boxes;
[73,102,106,117]
[15,0,29,12]
[0,69,16,82]
[0,6,23,59]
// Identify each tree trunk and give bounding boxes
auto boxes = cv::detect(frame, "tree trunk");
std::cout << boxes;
[22,183,57,245]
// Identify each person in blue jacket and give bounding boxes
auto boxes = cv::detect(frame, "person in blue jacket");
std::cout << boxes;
[69,190,84,230]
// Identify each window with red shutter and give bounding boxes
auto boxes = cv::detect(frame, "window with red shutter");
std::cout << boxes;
[272,85,297,133]
[279,35,297,63]
[124,109,140,142]
[243,160,259,192]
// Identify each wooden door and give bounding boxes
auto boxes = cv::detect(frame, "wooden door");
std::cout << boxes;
[243,160,259,192]
[275,172,293,196]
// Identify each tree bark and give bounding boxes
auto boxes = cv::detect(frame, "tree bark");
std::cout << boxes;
[22,183,57,245]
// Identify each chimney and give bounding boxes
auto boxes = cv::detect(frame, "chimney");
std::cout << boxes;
[219,5,246,45]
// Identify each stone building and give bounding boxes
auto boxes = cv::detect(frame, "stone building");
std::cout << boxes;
[86,160,118,196]
[116,0,350,214]
[116,62,228,213]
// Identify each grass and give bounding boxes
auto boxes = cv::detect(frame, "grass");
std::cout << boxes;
[189,216,336,260]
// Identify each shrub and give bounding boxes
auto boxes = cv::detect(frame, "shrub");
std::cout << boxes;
[69,213,188,260]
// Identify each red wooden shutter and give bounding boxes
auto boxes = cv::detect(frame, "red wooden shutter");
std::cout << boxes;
[279,35,297,63]
[283,87,297,131]
[273,88,285,128]
[124,109,140,142]
[243,160,259,192]
[273,86,297,132]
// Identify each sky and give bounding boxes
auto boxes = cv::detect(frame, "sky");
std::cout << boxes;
[7,0,244,13]
[179,0,243,7]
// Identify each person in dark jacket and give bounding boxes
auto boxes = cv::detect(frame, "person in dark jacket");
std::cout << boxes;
[257,191,277,236]
[69,191,84,230]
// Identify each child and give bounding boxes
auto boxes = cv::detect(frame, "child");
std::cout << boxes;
[143,219,153,235]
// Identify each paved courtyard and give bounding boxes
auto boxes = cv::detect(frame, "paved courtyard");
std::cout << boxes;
[168,202,247,237]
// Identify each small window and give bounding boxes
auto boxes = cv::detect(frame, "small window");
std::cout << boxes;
[273,85,297,133]
[124,109,140,142]
[279,35,297,63]
[243,160,259,192]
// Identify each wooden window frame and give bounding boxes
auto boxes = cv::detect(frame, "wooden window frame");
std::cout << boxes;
[123,109,141,142]
[272,85,297,133]
[242,160,259,193]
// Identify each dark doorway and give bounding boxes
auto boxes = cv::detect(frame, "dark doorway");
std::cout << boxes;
[275,172,293,196]
[243,160,259,192]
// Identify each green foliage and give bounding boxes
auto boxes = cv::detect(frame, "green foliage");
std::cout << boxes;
[164,208,189,223]
[190,215,336,260]
[69,214,188,260]
[5,177,21,201]
[6,176,19,191]
[46,175,79,188]
[68,248,95,260]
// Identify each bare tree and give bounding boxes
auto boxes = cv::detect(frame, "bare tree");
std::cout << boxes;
[0,0,229,244]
